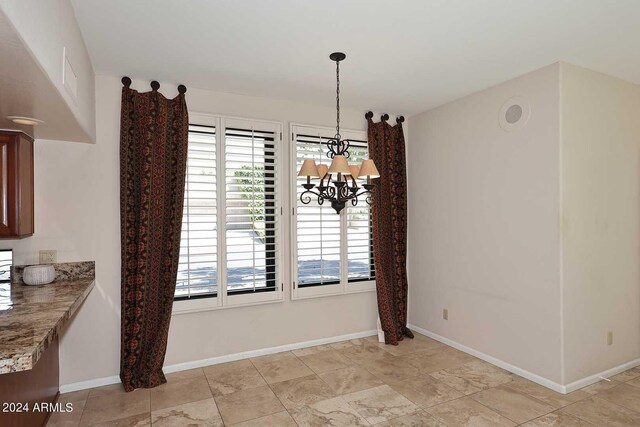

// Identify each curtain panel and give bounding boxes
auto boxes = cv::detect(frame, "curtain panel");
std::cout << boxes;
[367,116,413,345]
[119,85,189,391]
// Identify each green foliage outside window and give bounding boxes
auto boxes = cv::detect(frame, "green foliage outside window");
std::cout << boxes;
[234,165,266,239]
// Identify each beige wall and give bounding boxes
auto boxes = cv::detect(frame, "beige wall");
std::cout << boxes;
[407,64,564,382]
[408,62,640,387]
[560,63,640,383]
[0,75,378,386]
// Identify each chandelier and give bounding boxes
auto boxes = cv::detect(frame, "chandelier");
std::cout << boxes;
[297,52,379,214]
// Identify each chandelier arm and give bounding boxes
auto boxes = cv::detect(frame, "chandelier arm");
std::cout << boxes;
[341,139,350,157]
[326,173,333,185]
[326,185,336,199]
[353,188,373,200]
[325,137,338,158]
[299,188,320,205]
[342,185,353,201]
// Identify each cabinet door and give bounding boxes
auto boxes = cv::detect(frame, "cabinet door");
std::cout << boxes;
[0,138,13,235]
[0,132,33,238]
[16,136,34,236]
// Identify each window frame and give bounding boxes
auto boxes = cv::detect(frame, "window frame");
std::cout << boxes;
[173,113,284,315]
[290,123,376,300]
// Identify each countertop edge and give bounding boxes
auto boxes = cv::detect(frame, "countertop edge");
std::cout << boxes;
[1,278,95,374]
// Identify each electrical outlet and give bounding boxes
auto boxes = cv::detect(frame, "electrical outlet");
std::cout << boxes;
[607,331,613,346]
[443,308,449,320]
[39,250,57,264]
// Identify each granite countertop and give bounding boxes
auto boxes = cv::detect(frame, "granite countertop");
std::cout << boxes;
[0,261,95,374]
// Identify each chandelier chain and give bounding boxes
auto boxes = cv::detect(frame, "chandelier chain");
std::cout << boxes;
[335,59,340,139]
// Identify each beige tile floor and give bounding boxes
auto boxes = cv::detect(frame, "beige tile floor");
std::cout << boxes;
[48,333,640,426]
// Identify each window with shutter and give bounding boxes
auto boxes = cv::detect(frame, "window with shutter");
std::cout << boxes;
[176,124,218,300]
[295,133,341,287]
[291,124,376,298]
[345,142,376,283]
[225,126,278,295]
[175,116,282,310]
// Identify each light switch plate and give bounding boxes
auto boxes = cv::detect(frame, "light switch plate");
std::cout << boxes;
[39,250,57,264]
[443,308,449,320]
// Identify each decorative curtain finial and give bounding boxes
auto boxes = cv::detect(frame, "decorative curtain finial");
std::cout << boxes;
[177,84,187,94]
[365,111,374,119]
[122,76,132,88]
[151,81,160,91]
[381,113,390,122]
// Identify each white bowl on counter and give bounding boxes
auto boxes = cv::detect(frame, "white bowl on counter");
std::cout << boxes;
[23,265,56,286]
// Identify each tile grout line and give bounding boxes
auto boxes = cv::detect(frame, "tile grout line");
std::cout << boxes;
[326,340,438,425]
[427,361,563,425]
[291,344,393,426]
[201,366,227,423]
[466,382,558,425]
[76,395,90,427]
[517,409,598,427]
[247,352,296,425]
[591,391,640,415]
[343,339,455,423]
[282,349,378,426]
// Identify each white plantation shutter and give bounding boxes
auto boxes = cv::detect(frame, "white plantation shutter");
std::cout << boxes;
[295,133,341,286]
[345,142,376,282]
[177,125,218,299]
[293,126,375,289]
[225,123,279,294]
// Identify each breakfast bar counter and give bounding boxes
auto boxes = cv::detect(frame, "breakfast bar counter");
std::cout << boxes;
[0,275,95,373]
[0,261,94,427]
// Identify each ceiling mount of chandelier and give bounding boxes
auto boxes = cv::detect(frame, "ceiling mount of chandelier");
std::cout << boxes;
[297,52,379,214]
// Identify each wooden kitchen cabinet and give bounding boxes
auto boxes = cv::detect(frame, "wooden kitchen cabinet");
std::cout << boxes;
[0,131,34,238]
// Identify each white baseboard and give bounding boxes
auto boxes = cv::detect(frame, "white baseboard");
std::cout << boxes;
[563,357,640,393]
[408,323,640,394]
[60,329,377,394]
[162,329,377,375]
[408,324,566,393]
[59,375,121,394]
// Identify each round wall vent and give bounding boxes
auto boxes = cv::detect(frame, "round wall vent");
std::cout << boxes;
[499,96,530,132]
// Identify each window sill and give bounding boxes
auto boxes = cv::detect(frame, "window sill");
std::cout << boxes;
[172,293,284,316]
[292,280,376,301]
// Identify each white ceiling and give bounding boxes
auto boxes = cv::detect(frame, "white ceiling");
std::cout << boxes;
[71,0,640,115]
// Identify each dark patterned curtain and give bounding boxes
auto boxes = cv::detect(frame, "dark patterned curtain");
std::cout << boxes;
[367,115,413,345]
[119,82,188,391]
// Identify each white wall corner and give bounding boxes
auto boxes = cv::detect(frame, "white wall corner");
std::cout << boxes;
[409,323,640,394]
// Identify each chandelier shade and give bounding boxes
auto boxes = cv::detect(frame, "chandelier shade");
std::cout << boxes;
[358,159,380,179]
[316,164,329,180]
[328,155,351,175]
[298,159,320,178]
[297,52,379,214]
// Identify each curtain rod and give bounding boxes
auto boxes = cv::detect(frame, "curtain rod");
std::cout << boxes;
[121,76,187,94]
[365,111,404,123]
